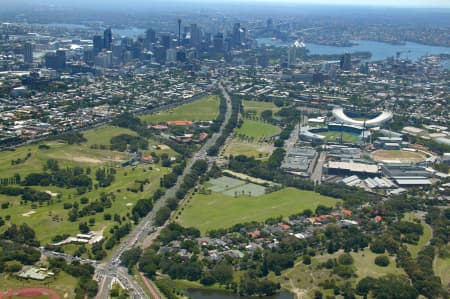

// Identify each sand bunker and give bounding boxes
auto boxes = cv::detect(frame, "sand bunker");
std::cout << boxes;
[157,144,170,150]
[22,210,36,217]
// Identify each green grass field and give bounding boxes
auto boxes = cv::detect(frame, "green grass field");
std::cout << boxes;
[434,247,450,286]
[275,249,406,298]
[320,131,360,143]
[350,250,405,279]
[242,100,280,116]
[177,187,340,234]
[312,249,405,282]
[222,139,274,160]
[235,120,280,139]
[83,126,137,147]
[0,125,172,244]
[403,212,433,258]
[140,95,220,124]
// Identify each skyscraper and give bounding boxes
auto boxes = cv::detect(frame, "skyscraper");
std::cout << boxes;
[93,35,103,55]
[202,32,212,48]
[239,27,246,45]
[83,49,95,65]
[45,49,66,70]
[95,51,113,68]
[328,64,337,81]
[340,53,352,71]
[56,49,66,68]
[213,33,224,51]
[103,28,112,50]
[288,46,297,68]
[145,28,156,44]
[24,42,33,64]
[176,47,186,62]
[166,48,177,63]
[178,19,182,47]
[160,34,171,49]
[190,24,200,48]
[232,23,241,47]
[153,44,167,64]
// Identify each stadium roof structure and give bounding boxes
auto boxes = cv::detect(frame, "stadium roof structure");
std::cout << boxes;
[332,108,393,128]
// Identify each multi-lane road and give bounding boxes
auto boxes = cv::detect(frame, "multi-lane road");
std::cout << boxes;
[95,83,232,299]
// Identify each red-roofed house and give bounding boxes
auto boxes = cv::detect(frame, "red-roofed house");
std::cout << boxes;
[341,209,353,217]
[279,223,291,231]
[193,132,209,143]
[167,120,193,126]
[141,156,154,163]
[151,125,168,130]
[248,229,261,239]
[306,215,334,224]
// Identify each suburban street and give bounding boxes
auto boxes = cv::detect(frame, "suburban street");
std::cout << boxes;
[285,123,300,153]
[95,83,233,299]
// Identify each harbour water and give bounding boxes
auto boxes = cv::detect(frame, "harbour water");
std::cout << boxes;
[256,38,450,61]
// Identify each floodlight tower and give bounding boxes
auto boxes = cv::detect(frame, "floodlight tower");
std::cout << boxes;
[363,120,367,146]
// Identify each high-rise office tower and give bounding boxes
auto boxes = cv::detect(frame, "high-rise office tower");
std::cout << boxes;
[153,44,167,64]
[176,47,186,62]
[190,24,200,48]
[328,64,337,81]
[267,18,273,30]
[202,32,212,48]
[103,28,112,50]
[178,19,182,47]
[146,28,156,44]
[45,49,66,70]
[93,35,103,55]
[224,36,232,52]
[166,48,177,63]
[287,46,297,68]
[213,32,224,51]
[95,51,113,68]
[232,23,241,47]
[340,53,352,71]
[83,49,95,65]
[160,34,171,49]
[239,27,246,45]
[24,42,33,64]
[56,49,66,68]
[360,62,369,74]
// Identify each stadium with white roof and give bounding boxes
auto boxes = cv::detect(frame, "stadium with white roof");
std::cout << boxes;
[332,108,393,128]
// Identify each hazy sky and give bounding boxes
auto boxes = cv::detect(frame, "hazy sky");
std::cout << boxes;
[205,0,450,7]
[8,0,450,8]
[96,0,450,8]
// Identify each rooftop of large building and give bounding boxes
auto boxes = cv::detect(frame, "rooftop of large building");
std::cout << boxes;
[325,161,379,174]
[332,107,393,128]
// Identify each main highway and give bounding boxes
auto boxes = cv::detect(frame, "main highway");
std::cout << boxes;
[95,83,233,299]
